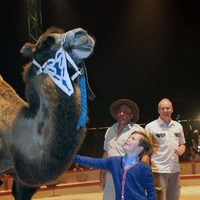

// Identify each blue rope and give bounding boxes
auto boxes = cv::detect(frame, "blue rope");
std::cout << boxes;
[77,75,87,129]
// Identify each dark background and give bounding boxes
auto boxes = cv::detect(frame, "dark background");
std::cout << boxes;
[0,0,200,128]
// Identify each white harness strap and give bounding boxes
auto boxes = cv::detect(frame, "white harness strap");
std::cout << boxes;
[33,33,82,96]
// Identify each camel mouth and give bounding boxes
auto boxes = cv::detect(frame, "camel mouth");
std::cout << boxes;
[72,45,94,52]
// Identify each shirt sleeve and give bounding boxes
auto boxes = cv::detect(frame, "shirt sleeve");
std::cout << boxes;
[103,126,113,151]
[145,124,151,134]
[178,123,186,145]
[74,155,111,171]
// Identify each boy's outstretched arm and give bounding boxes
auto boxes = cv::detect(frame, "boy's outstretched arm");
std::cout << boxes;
[74,155,110,170]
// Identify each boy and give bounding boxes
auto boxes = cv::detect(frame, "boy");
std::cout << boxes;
[74,131,156,200]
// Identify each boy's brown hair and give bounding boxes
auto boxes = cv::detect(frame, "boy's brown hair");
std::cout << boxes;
[131,131,152,158]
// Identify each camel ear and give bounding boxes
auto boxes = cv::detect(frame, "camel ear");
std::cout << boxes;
[20,43,36,58]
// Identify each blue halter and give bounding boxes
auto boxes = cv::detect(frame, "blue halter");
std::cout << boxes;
[77,74,87,129]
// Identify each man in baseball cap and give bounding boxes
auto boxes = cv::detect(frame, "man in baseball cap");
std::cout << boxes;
[100,98,147,200]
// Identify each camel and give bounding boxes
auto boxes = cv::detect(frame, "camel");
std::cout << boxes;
[0,26,95,199]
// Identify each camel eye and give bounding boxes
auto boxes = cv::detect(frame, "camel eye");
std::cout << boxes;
[43,36,55,48]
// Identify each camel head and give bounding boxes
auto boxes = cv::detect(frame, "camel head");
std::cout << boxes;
[20,27,95,99]
[21,27,95,66]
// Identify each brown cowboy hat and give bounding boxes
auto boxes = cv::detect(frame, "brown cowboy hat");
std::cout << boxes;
[110,99,139,122]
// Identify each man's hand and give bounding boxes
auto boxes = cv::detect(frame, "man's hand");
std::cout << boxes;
[99,170,106,189]
[99,151,108,189]
[174,144,186,156]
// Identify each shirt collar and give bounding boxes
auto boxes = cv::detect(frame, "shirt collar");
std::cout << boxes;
[158,117,175,127]
[114,121,134,132]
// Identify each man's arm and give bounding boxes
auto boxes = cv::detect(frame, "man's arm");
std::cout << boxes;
[99,151,107,189]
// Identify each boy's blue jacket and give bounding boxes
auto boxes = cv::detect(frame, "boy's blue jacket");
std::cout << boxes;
[75,155,156,200]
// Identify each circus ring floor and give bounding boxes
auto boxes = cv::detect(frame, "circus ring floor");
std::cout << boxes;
[0,161,200,200]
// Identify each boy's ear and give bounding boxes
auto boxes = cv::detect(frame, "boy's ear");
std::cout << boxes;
[138,146,144,154]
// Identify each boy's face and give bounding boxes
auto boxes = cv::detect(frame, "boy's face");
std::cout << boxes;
[123,133,143,154]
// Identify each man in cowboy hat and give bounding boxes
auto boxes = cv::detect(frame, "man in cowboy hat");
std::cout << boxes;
[100,98,148,200]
